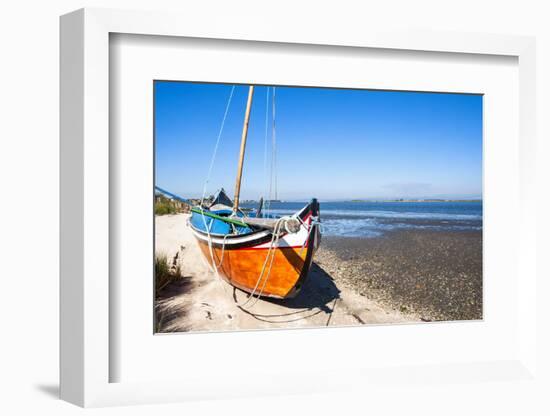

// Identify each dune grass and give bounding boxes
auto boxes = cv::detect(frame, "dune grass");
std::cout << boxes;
[155,253,183,294]
[155,201,178,216]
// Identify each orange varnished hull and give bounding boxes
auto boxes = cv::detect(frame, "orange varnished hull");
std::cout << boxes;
[197,242,313,298]
[190,199,320,298]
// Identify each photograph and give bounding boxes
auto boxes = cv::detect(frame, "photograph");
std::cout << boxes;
[154,81,483,333]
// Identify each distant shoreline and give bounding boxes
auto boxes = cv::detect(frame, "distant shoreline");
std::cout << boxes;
[240,199,483,204]
[349,199,482,203]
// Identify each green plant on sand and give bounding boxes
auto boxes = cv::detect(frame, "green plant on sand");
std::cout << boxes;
[155,253,182,294]
[155,200,177,216]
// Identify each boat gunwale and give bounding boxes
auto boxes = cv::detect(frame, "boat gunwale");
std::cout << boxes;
[188,200,315,244]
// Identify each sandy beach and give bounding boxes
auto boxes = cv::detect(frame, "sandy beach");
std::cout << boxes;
[155,213,482,332]
[155,213,422,332]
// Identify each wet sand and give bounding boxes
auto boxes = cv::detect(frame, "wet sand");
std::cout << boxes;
[317,231,482,321]
[155,214,482,332]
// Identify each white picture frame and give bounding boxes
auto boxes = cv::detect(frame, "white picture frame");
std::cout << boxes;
[60,7,538,407]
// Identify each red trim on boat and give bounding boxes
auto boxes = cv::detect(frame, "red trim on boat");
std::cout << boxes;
[236,245,306,251]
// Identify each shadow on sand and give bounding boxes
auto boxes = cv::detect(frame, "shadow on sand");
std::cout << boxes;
[155,276,196,332]
[233,262,341,324]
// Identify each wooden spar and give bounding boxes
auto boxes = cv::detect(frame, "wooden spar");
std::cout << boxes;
[190,207,249,228]
[233,85,254,213]
[191,207,301,233]
[243,217,301,233]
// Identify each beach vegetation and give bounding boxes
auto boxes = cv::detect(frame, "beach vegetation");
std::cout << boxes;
[155,201,177,215]
[154,193,191,215]
[155,252,183,294]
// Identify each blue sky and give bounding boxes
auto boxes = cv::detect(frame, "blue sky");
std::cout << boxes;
[155,81,482,201]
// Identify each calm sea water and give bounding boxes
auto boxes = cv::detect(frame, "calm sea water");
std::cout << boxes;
[241,201,483,238]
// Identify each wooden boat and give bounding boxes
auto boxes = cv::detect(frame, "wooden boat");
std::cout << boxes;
[188,85,322,299]
[189,190,320,299]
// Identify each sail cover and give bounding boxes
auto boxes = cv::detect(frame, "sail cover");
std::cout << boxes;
[209,188,233,208]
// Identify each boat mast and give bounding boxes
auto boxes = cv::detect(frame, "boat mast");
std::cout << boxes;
[233,85,254,213]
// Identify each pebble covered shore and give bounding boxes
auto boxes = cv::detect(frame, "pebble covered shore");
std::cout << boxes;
[314,230,483,322]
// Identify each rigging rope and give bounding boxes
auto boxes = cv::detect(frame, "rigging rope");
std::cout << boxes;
[201,215,289,309]
[263,87,270,206]
[273,87,277,202]
[197,85,235,294]
[265,86,278,215]
[238,212,321,308]
[234,215,288,308]
[200,85,236,207]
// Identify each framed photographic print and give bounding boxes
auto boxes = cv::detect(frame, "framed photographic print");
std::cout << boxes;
[60,7,538,408]
[153,81,483,333]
